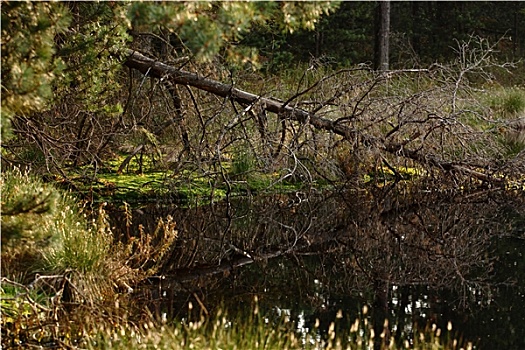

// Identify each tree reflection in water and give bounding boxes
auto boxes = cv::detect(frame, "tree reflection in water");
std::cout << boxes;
[109,186,525,349]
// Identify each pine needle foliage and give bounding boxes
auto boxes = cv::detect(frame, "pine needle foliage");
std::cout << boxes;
[1,168,81,277]
[0,1,70,140]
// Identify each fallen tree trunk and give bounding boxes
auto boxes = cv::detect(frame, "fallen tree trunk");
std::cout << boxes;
[124,50,353,138]
[123,49,504,184]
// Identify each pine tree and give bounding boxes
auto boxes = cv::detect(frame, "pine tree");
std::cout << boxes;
[1,2,70,138]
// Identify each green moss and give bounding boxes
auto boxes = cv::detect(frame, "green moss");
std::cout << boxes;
[68,153,315,207]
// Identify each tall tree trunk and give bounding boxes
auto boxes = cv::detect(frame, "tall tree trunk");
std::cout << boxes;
[411,2,421,58]
[375,1,391,71]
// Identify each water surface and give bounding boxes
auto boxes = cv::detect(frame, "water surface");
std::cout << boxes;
[109,187,525,349]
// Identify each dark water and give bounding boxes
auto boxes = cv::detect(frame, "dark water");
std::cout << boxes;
[108,186,525,349]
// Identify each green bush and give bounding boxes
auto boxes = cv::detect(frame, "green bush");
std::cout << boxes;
[1,168,62,244]
[1,168,110,278]
[1,169,178,348]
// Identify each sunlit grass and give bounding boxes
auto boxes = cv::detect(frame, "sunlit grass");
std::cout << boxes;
[487,87,525,118]
[84,301,471,350]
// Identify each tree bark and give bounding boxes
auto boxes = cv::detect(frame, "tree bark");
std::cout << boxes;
[376,1,391,71]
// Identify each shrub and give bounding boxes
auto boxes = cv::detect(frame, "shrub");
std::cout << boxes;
[1,168,83,278]
[1,169,178,348]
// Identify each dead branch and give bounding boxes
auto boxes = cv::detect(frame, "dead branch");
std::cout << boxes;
[123,49,507,184]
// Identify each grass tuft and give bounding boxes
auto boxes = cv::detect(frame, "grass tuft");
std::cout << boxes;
[488,87,525,118]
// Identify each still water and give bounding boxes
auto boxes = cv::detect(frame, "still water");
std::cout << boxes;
[109,186,525,349]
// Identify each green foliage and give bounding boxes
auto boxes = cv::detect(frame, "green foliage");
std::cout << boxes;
[245,2,525,70]
[43,208,111,275]
[13,145,46,168]
[1,168,69,246]
[260,1,373,69]
[128,1,338,65]
[505,93,525,115]
[0,169,117,278]
[84,171,169,203]
[0,2,70,136]
[54,2,131,114]
[0,171,177,345]
[1,168,97,289]
[274,1,340,33]
[87,301,296,349]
